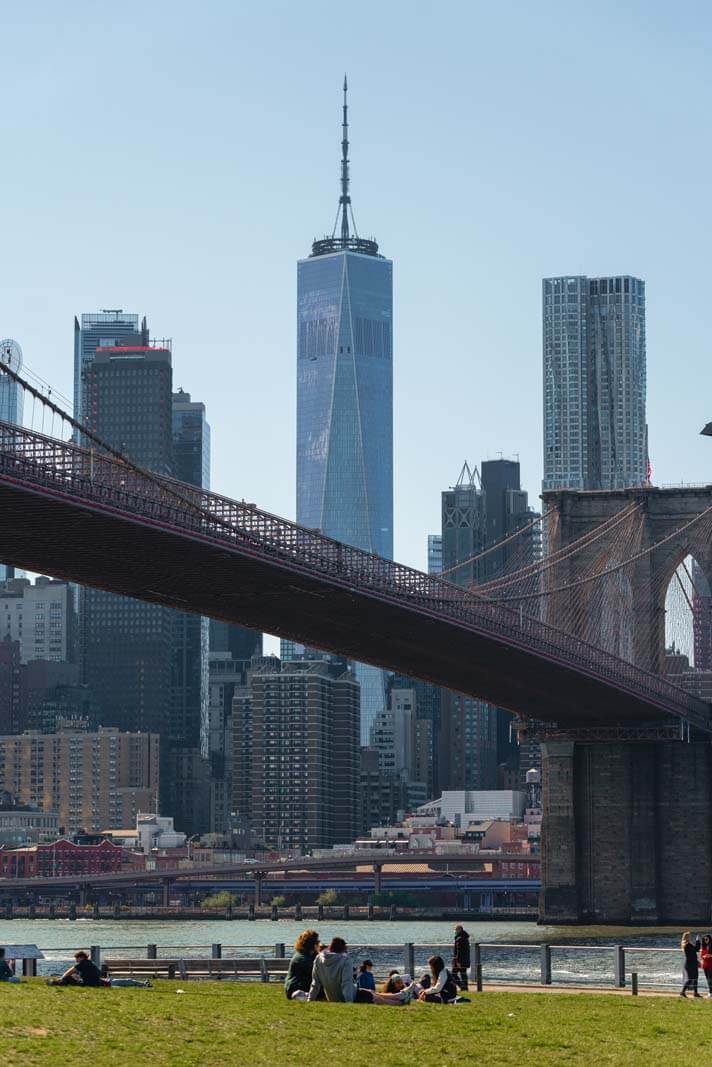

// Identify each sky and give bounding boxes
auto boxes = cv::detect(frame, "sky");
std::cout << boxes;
[1,0,711,617]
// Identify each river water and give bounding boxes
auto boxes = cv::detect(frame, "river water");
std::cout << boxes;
[0,919,701,990]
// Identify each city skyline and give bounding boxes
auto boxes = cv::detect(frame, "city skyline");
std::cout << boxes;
[0,3,709,589]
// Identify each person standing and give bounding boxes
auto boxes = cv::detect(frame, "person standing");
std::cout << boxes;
[680,932,702,997]
[700,934,712,997]
[452,925,471,991]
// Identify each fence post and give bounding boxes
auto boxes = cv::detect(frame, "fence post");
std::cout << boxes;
[614,945,625,988]
[367,902,374,921]
[631,971,638,996]
[476,963,483,992]
[540,944,552,985]
[343,904,350,921]
[248,903,255,921]
[48,903,56,919]
[4,902,11,919]
[295,903,302,922]
[404,943,415,977]
[212,943,222,960]
[147,944,157,960]
[271,904,278,921]
[68,903,77,920]
[318,904,324,921]
[274,943,286,958]
[90,945,101,966]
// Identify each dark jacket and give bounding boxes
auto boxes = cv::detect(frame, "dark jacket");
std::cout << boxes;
[453,929,471,968]
[684,940,701,976]
[285,950,315,998]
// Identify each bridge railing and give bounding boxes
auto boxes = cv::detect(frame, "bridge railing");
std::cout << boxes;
[0,421,706,725]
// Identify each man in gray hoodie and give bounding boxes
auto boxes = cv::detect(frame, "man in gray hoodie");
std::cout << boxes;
[308,937,356,1002]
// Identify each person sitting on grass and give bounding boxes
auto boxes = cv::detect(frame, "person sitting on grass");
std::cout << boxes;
[0,947,20,984]
[308,937,359,1002]
[285,929,320,1001]
[417,955,460,1004]
[47,950,107,987]
[357,959,376,992]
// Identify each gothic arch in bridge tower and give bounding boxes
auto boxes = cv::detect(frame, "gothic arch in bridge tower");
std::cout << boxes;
[542,485,712,675]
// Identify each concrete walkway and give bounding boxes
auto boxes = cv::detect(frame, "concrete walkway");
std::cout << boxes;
[481,981,700,998]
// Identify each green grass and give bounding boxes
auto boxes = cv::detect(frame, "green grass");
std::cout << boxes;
[1,982,711,1066]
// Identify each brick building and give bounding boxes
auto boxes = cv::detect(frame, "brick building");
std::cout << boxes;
[0,837,124,878]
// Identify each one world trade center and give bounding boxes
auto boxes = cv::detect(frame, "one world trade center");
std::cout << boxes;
[292,78,393,744]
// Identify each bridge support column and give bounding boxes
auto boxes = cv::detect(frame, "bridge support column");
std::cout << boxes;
[161,880,171,908]
[254,873,263,908]
[539,741,579,923]
[373,864,382,896]
[540,738,712,924]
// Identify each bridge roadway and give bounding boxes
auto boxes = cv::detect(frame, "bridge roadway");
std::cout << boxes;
[0,423,708,729]
[0,850,539,893]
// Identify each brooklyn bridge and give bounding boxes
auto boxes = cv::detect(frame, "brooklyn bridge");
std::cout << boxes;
[1,362,712,924]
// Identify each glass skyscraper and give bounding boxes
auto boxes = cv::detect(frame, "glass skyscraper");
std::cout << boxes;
[543,275,647,491]
[295,79,393,743]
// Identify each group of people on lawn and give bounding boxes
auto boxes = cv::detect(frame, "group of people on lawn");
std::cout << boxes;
[285,925,471,1005]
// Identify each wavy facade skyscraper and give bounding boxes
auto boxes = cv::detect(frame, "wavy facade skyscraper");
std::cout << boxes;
[292,79,394,743]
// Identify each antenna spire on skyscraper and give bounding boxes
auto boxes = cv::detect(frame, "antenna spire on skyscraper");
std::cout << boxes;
[310,77,381,257]
[340,74,351,241]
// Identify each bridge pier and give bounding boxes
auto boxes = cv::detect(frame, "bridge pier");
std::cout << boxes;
[540,738,712,924]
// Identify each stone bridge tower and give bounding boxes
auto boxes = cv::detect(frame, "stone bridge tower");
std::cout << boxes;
[538,486,712,924]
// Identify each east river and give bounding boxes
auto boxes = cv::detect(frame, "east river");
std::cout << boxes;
[0,918,696,989]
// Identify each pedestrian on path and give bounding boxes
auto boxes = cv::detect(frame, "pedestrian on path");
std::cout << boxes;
[680,932,702,998]
[700,934,712,997]
[452,925,470,991]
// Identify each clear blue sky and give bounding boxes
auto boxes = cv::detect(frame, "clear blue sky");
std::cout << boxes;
[2,0,710,584]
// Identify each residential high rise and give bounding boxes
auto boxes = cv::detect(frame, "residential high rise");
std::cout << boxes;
[80,338,174,752]
[0,723,159,833]
[296,79,393,744]
[0,576,77,664]
[542,275,647,492]
[235,657,359,851]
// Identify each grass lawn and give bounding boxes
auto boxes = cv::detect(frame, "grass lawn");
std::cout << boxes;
[1,982,711,1066]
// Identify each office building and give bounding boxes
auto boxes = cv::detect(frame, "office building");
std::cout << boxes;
[80,336,174,750]
[296,80,393,744]
[441,462,485,587]
[0,723,159,833]
[0,576,76,664]
[427,534,442,575]
[171,390,211,756]
[237,657,359,851]
[542,275,647,492]
[73,310,144,429]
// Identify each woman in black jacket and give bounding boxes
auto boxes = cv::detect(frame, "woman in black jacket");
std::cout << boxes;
[680,931,702,997]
